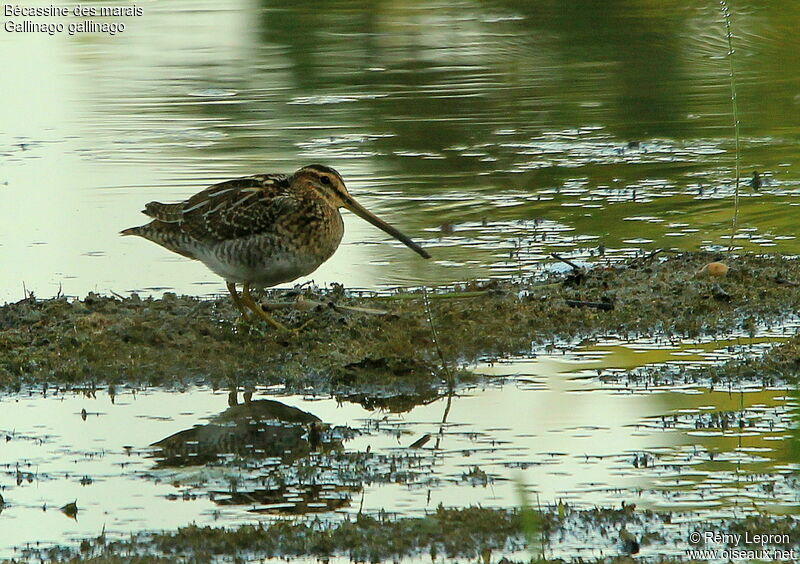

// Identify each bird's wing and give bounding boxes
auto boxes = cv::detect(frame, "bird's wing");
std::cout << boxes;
[143,174,297,241]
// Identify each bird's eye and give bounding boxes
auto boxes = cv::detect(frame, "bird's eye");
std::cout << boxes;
[320,176,331,186]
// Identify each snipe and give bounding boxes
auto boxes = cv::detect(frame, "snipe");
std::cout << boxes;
[122,165,431,329]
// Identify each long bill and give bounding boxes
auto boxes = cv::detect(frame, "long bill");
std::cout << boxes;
[344,197,431,259]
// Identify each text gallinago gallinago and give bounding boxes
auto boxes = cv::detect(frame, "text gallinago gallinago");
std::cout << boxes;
[122,165,431,330]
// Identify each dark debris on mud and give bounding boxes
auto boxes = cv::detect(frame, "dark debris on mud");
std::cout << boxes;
[3,252,800,393]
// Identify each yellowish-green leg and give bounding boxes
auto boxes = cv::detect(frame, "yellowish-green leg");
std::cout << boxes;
[241,282,290,332]
[226,282,250,320]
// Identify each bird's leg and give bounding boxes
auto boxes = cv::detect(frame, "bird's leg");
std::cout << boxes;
[241,282,290,332]
[291,296,317,332]
[226,282,250,320]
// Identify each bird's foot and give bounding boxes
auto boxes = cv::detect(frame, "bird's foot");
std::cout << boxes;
[293,317,315,333]
[236,304,311,335]
[233,284,318,334]
[255,307,314,335]
[234,314,251,333]
[237,284,291,332]
[247,302,292,333]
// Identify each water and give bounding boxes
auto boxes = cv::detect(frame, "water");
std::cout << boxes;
[2,1,800,301]
[2,1,800,559]
[1,328,797,558]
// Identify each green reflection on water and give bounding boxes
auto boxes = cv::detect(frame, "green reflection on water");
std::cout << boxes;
[131,0,800,243]
[565,335,797,513]
[3,0,800,294]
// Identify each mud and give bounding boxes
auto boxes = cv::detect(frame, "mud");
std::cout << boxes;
[3,252,800,394]
[2,251,800,562]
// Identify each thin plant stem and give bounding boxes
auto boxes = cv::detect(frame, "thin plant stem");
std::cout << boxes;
[721,1,741,252]
[422,286,455,390]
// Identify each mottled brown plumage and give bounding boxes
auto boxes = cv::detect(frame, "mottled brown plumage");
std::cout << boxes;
[122,164,430,330]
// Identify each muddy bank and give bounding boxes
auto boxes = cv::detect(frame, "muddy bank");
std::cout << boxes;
[2,251,799,563]
[3,252,800,392]
[11,505,800,563]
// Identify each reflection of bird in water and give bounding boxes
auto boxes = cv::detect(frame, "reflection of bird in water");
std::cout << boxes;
[150,395,352,514]
[150,398,325,467]
[750,170,762,190]
[122,165,431,329]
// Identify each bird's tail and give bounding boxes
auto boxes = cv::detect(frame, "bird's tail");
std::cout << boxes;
[120,226,143,236]
[119,221,198,260]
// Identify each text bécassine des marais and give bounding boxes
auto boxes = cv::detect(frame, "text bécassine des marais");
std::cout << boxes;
[4,5,143,16]
[4,4,141,34]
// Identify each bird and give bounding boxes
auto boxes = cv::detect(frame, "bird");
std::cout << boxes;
[121,164,431,330]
